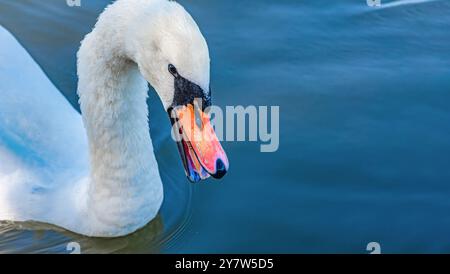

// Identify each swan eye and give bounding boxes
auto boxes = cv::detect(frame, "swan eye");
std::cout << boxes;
[168,64,178,76]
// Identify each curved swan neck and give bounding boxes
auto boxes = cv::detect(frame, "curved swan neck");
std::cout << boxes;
[76,0,163,235]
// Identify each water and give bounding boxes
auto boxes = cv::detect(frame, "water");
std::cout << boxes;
[0,0,450,253]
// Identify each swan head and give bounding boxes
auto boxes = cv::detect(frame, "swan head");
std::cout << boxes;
[127,1,228,182]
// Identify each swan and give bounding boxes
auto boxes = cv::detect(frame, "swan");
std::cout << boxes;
[0,0,229,237]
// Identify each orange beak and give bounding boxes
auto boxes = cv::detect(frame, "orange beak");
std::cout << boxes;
[170,104,229,183]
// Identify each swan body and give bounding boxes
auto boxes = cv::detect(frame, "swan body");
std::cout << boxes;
[0,0,228,237]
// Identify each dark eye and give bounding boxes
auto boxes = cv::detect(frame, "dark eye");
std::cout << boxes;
[168,64,178,76]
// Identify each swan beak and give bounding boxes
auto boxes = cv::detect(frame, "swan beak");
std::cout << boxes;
[170,104,229,183]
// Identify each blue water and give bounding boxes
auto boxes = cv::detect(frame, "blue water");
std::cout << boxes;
[1,0,450,253]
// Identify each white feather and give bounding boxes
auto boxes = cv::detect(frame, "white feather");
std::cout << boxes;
[0,0,210,237]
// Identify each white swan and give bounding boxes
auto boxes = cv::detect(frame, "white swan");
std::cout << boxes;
[0,0,228,237]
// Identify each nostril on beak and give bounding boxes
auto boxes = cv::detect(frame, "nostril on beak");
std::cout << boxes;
[211,159,227,179]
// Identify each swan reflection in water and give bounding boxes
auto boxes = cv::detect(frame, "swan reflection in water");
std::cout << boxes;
[0,215,165,254]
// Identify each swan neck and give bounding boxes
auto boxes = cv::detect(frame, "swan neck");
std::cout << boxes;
[76,9,163,234]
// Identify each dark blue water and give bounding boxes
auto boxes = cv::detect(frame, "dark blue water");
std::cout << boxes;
[1,0,450,253]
